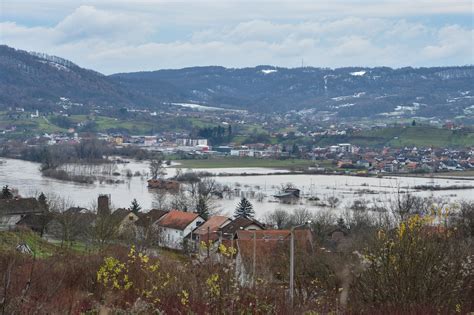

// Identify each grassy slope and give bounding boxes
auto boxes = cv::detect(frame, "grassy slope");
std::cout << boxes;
[0,230,57,257]
[347,126,473,148]
[0,230,98,257]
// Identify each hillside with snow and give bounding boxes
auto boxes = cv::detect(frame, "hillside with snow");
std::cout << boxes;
[1,45,473,120]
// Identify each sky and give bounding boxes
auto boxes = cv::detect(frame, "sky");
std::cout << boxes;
[1,0,473,74]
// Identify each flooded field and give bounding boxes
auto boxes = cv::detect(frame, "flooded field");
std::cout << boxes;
[1,158,473,219]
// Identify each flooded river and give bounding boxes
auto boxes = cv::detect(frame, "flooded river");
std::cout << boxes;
[1,158,473,219]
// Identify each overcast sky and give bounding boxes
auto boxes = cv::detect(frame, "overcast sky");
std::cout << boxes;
[1,0,473,74]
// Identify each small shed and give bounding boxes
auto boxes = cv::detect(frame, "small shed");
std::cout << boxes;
[273,188,300,203]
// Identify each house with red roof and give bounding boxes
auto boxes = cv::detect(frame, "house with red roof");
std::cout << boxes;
[192,215,232,243]
[219,215,265,239]
[156,210,205,250]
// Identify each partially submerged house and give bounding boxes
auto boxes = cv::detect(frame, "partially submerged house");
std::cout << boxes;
[0,198,44,231]
[156,210,205,250]
[273,188,300,204]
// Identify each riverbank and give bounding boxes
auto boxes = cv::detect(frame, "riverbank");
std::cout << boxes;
[175,158,474,181]
[174,158,323,169]
[388,171,474,181]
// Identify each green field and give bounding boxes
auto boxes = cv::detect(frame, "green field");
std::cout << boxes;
[174,158,326,169]
[0,113,158,135]
[346,126,474,148]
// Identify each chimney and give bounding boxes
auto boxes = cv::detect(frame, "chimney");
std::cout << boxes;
[97,194,110,215]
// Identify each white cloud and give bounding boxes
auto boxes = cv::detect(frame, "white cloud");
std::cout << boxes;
[0,4,472,73]
[422,25,474,62]
[55,6,154,43]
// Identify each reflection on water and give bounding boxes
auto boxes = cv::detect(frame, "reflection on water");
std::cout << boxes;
[1,158,473,219]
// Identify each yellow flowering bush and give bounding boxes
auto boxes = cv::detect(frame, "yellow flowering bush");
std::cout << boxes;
[218,243,237,258]
[96,246,171,307]
[350,213,473,313]
[206,273,221,298]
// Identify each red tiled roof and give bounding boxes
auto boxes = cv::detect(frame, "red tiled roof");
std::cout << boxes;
[157,210,201,230]
[194,216,231,236]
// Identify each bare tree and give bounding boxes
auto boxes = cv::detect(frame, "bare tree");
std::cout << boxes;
[0,253,16,314]
[264,208,291,229]
[326,196,340,208]
[451,201,474,237]
[311,209,337,244]
[279,182,296,192]
[290,208,312,226]
[89,211,122,246]
[391,190,430,222]
[135,221,163,252]
[47,195,88,246]
[149,159,166,179]
[170,188,192,211]
[152,190,169,210]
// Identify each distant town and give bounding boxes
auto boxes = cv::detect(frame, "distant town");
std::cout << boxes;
[1,104,473,178]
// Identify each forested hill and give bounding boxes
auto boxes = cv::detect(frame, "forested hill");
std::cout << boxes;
[112,65,474,117]
[1,45,473,119]
[0,45,142,111]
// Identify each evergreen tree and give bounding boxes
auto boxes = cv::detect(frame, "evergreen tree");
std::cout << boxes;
[291,143,299,156]
[234,197,254,218]
[130,198,142,214]
[196,196,209,220]
[412,119,416,126]
[38,192,48,210]
[227,125,232,141]
[1,185,13,199]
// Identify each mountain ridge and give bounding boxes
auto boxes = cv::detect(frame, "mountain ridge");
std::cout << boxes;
[1,45,473,119]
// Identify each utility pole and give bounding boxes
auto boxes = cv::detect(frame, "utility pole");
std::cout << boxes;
[289,227,295,305]
[207,226,210,258]
[289,221,312,308]
[252,230,256,286]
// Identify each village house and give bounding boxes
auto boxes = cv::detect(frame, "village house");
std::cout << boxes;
[135,209,168,230]
[273,188,301,204]
[134,209,168,245]
[192,215,232,243]
[191,215,232,257]
[155,210,205,250]
[111,208,141,238]
[219,216,265,239]
[45,207,95,241]
[16,212,52,236]
[0,198,44,231]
